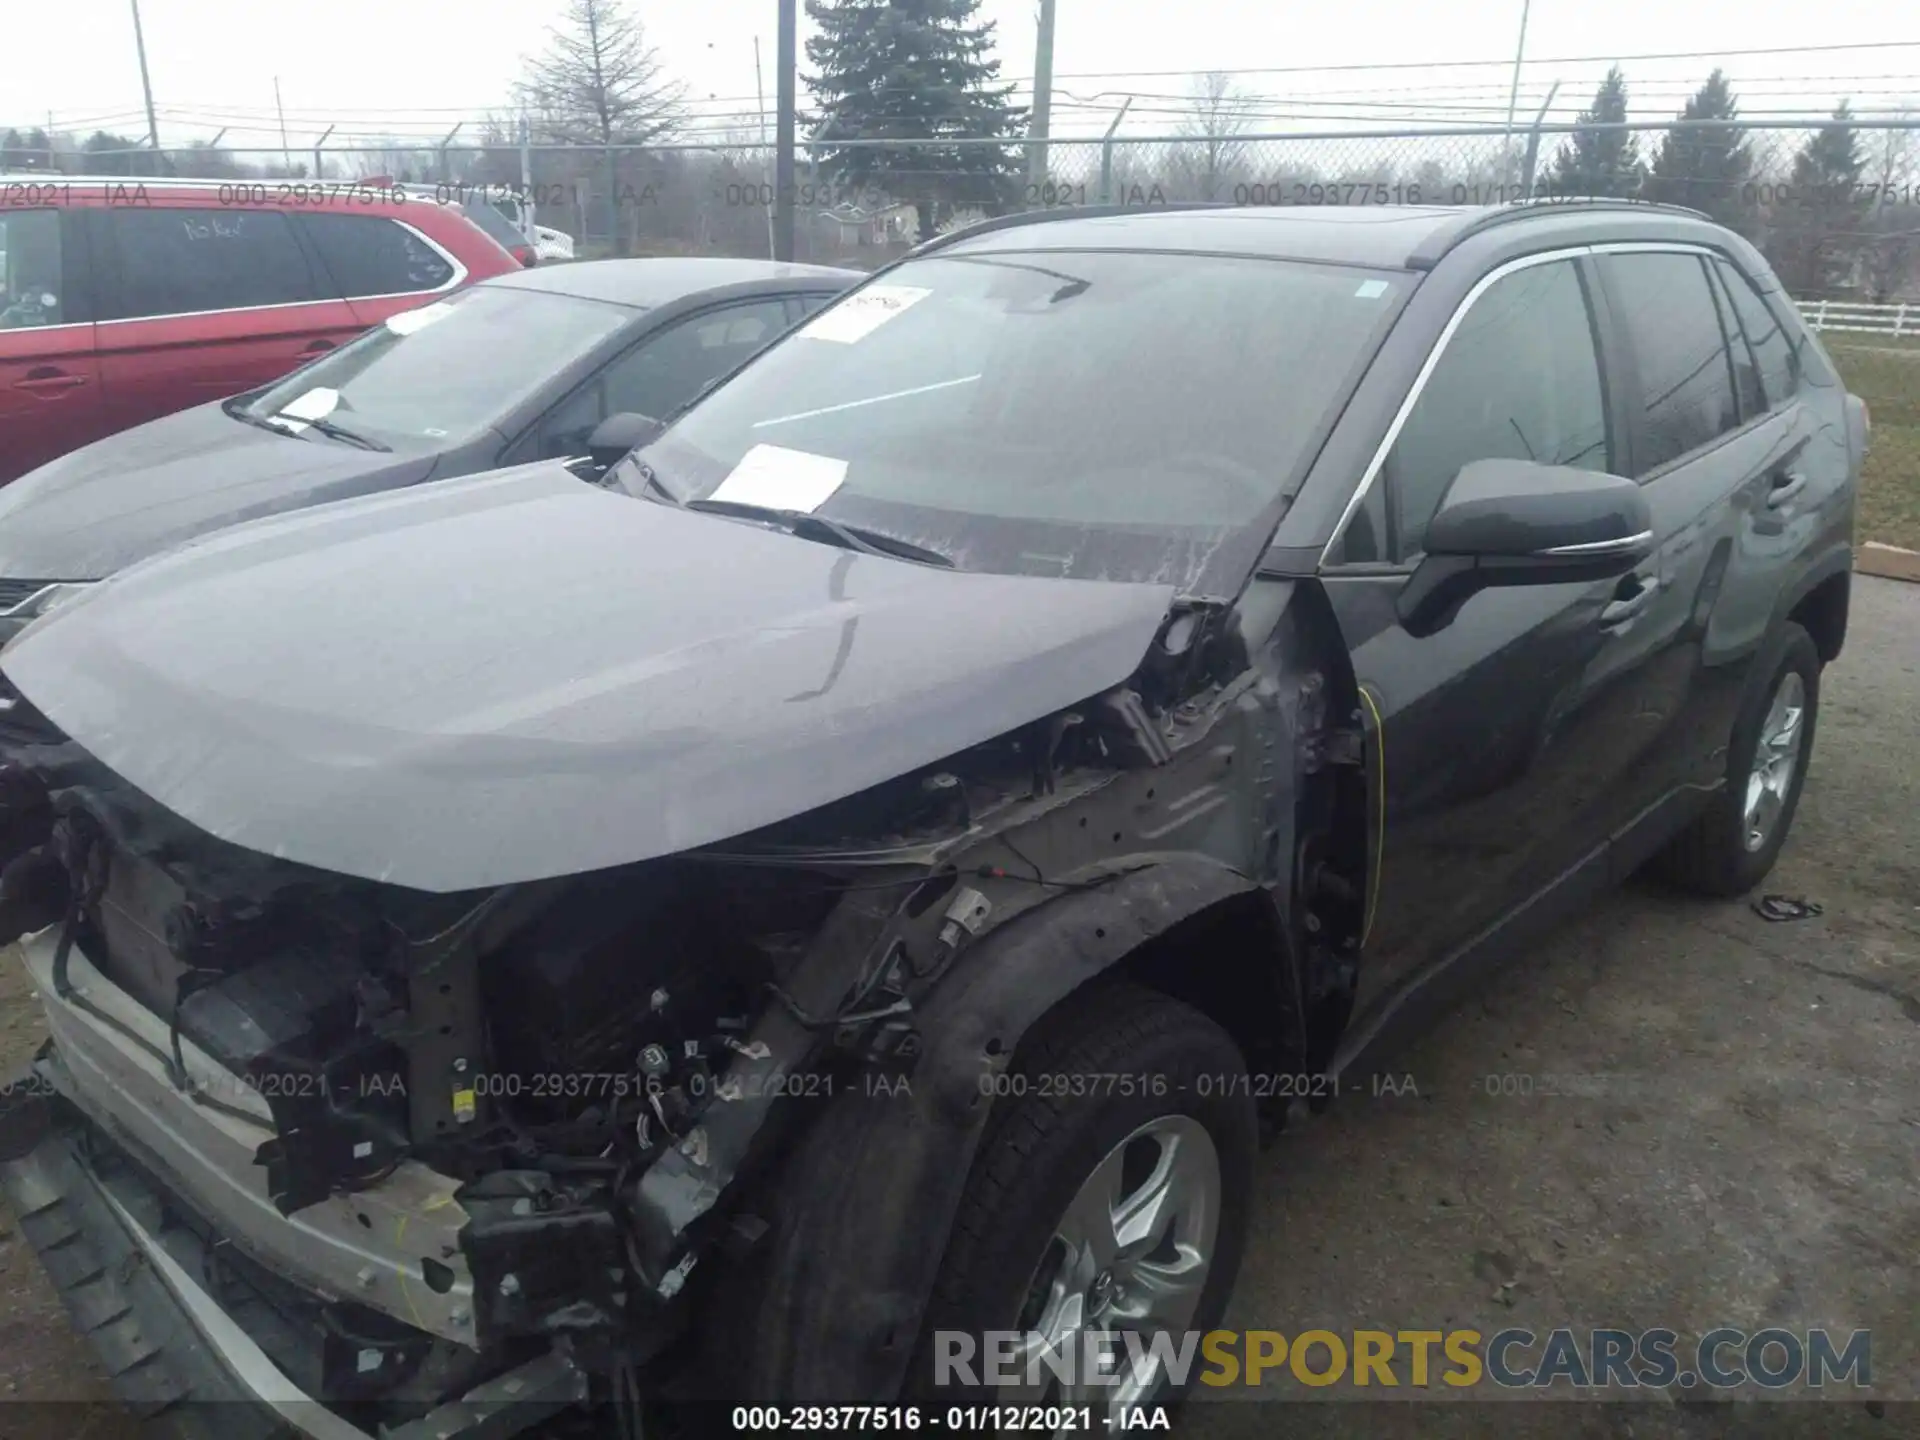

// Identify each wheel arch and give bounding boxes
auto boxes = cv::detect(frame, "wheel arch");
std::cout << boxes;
[711,853,1299,1404]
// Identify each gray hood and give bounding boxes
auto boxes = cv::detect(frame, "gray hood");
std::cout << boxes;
[0,400,433,580]
[2,464,1175,892]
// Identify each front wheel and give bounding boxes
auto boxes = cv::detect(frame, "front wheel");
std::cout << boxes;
[912,983,1257,1426]
[1655,621,1820,896]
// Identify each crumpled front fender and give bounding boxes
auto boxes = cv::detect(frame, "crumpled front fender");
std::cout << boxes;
[728,853,1273,1403]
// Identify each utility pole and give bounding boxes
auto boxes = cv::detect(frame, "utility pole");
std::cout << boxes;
[1027,0,1057,191]
[129,0,162,165]
[274,77,293,175]
[1502,0,1533,183]
[774,0,797,261]
[1519,81,1561,195]
[519,113,536,245]
[312,124,333,181]
[756,36,777,260]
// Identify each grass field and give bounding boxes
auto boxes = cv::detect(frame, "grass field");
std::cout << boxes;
[1828,337,1920,552]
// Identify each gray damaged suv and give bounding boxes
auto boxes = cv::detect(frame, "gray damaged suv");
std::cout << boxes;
[0,200,1861,1435]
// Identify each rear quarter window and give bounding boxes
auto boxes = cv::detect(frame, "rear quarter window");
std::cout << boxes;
[1712,257,1801,411]
[298,213,456,299]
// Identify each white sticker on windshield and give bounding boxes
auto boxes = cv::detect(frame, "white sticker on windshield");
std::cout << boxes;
[798,285,931,344]
[385,301,455,336]
[1354,279,1390,299]
[711,445,848,512]
[278,386,341,421]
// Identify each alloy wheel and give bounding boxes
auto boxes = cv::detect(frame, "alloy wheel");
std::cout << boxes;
[1743,669,1807,852]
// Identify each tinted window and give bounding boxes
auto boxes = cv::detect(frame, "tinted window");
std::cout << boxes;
[649,252,1407,587]
[1382,259,1608,558]
[1713,258,1799,411]
[300,213,456,298]
[1605,253,1740,475]
[1706,263,1766,420]
[455,200,526,254]
[786,291,836,325]
[0,209,64,329]
[530,299,793,460]
[104,208,318,319]
[242,285,633,453]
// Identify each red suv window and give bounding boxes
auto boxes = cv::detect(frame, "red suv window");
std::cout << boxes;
[97,208,322,319]
[299,213,456,299]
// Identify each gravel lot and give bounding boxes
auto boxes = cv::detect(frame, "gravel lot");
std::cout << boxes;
[1,575,1915,1439]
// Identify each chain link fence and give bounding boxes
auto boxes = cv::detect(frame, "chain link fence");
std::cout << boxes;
[19,117,1920,297]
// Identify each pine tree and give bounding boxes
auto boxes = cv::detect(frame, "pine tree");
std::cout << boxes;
[805,0,1027,239]
[1548,67,1644,199]
[1646,70,1753,230]
[1774,101,1868,295]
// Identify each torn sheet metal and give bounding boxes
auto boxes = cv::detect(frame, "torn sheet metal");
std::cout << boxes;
[2,463,1175,893]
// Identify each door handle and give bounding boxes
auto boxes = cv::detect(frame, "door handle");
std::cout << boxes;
[300,340,336,355]
[1766,470,1807,510]
[1600,575,1661,629]
[14,367,86,393]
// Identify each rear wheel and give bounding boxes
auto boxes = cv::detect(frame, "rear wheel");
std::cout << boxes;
[913,983,1256,1428]
[1656,621,1820,896]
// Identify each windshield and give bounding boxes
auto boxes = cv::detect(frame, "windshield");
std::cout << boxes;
[243,285,634,451]
[642,249,1406,589]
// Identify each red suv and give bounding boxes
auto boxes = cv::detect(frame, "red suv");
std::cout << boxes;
[0,178,521,482]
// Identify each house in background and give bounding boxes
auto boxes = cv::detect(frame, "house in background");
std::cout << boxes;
[813,200,920,248]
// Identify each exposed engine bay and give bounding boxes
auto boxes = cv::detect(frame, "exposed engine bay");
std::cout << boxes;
[0,590,1369,1430]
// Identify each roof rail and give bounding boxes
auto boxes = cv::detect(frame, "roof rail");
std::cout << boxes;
[1405,196,1716,269]
[909,201,1235,257]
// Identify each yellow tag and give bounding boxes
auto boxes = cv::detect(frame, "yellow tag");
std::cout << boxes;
[452,1088,476,1123]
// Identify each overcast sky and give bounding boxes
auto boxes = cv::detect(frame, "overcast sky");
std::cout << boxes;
[6,0,1919,156]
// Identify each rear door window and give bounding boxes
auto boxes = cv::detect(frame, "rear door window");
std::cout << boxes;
[1712,258,1800,411]
[100,208,321,320]
[298,213,456,299]
[1601,252,1742,475]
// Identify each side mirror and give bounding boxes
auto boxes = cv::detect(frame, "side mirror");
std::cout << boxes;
[1398,459,1653,636]
[586,412,665,472]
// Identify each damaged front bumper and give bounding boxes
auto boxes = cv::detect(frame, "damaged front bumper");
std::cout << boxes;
[0,1102,587,1440]
[0,926,590,1438]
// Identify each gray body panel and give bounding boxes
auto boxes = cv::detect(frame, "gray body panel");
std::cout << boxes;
[0,400,436,580]
[1,464,1174,892]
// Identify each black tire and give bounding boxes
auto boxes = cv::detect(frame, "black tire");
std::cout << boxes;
[1655,621,1820,897]
[910,981,1257,1411]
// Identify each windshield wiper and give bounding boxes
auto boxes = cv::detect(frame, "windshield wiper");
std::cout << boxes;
[223,398,302,438]
[685,499,954,569]
[289,414,391,453]
[630,458,683,503]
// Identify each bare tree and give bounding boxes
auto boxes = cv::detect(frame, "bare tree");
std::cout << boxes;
[1172,72,1255,202]
[516,0,683,253]
[1858,108,1919,302]
[347,139,443,185]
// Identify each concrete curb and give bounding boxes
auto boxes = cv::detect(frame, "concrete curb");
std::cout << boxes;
[1858,542,1920,584]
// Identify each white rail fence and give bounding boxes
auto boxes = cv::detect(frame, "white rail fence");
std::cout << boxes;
[1797,299,1915,339]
